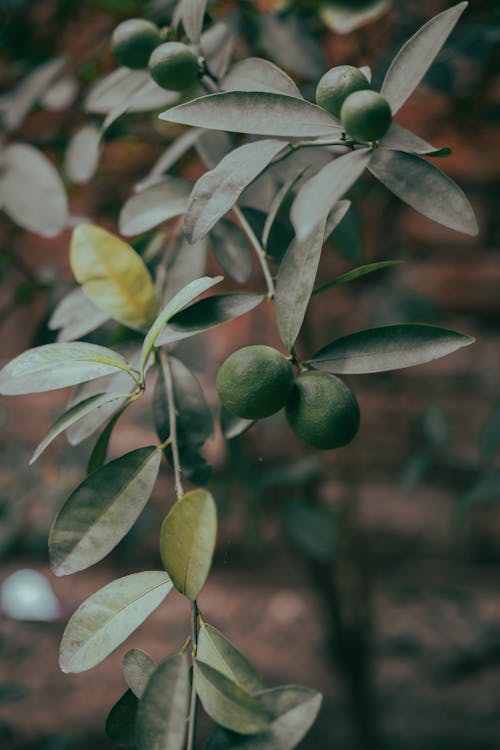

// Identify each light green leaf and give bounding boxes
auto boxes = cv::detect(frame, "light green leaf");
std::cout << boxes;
[59,571,172,673]
[174,0,207,48]
[369,149,478,236]
[380,123,448,156]
[49,447,161,576]
[211,220,253,284]
[48,288,110,342]
[185,139,286,243]
[0,342,132,396]
[198,623,265,694]
[194,660,273,735]
[119,177,192,237]
[312,260,402,296]
[291,149,371,241]
[86,67,177,115]
[105,689,138,746]
[30,392,129,465]
[381,2,468,113]
[64,123,101,184]
[136,129,203,192]
[223,58,302,98]
[70,224,158,330]
[160,92,342,138]
[123,649,156,698]
[0,57,65,132]
[311,324,474,374]
[259,13,323,79]
[160,489,217,601]
[136,654,190,750]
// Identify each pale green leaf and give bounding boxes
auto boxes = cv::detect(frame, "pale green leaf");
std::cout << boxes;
[174,0,208,48]
[198,623,265,694]
[86,67,177,115]
[380,123,448,156]
[70,224,158,330]
[211,220,253,284]
[59,571,172,673]
[105,689,138,746]
[48,288,110,342]
[381,2,468,113]
[311,324,474,374]
[119,177,192,237]
[64,123,101,184]
[0,57,65,131]
[123,649,156,698]
[259,13,323,79]
[223,58,302,98]
[160,489,217,601]
[136,129,203,192]
[262,170,305,252]
[49,447,161,576]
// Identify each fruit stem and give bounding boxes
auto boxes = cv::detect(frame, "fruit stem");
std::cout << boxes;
[270,137,354,167]
[233,205,275,299]
[186,600,199,750]
[159,349,184,500]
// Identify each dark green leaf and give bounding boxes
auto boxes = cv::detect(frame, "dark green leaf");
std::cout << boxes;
[312,260,402,297]
[262,170,305,252]
[123,649,156,698]
[87,405,129,475]
[211,220,253,284]
[105,689,138,746]
[311,324,474,374]
[197,623,266,694]
[284,501,336,562]
[328,201,362,264]
[119,178,192,237]
[223,58,302,98]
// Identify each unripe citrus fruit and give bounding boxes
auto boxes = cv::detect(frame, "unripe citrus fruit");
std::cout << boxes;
[285,371,360,449]
[148,42,200,91]
[315,65,370,118]
[111,19,161,70]
[340,89,392,142]
[216,345,294,420]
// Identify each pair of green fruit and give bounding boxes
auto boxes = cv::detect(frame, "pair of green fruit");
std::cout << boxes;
[217,345,360,450]
[316,65,392,142]
[111,18,200,91]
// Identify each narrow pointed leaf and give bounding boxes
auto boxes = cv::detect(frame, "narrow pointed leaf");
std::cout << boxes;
[119,178,192,237]
[49,447,161,576]
[262,170,305,252]
[87,405,129,475]
[136,129,203,192]
[0,57,65,131]
[175,0,208,47]
[194,661,273,735]
[86,67,177,115]
[211,220,253,283]
[291,149,371,241]
[312,260,402,296]
[160,92,342,138]
[381,2,468,113]
[123,649,156,698]
[49,288,110,342]
[223,58,302,98]
[136,654,190,750]
[380,123,447,156]
[160,489,217,601]
[105,689,138,746]
[59,571,172,673]
[0,342,131,395]
[185,139,286,243]
[198,623,265,694]
[370,149,478,236]
[311,324,474,374]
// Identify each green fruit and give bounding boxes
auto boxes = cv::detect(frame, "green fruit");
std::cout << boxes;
[285,371,360,450]
[148,42,200,91]
[111,18,161,70]
[340,89,392,142]
[315,65,370,118]
[216,345,294,420]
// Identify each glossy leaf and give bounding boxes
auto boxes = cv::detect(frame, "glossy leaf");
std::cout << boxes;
[2,143,68,237]
[48,288,110,342]
[370,149,478,236]
[197,623,265,694]
[211,220,253,284]
[185,139,285,243]
[59,571,172,673]
[311,324,474,374]
[160,489,217,601]
[49,447,161,576]
[381,2,468,113]
[312,260,402,296]
[291,149,371,242]
[0,57,65,132]
[194,660,272,735]
[105,689,138,746]
[160,92,342,138]
[123,649,156,698]
[70,224,158,330]
[0,342,131,396]
[86,67,177,115]
[136,654,190,750]
[119,178,192,237]
[64,123,101,184]
[223,58,302,98]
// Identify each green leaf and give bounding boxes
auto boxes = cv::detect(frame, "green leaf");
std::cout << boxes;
[328,201,362,264]
[0,342,132,396]
[86,67,177,115]
[64,123,101,184]
[48,288,110,342]
[204,685,322,750]
[380,123,448,156]
[160,92,342,138]
[105,689,138,746]
[30,392,129,465]
[259,13,323,79]
[194,660,273,735]
[276,202,349,351]
[291,149,371,242]
[2,143,68,237]
[0,57,65,132]
[70,224,158,331]
[381,2,468,114]
[123,649,156,698]
[185,139,286,243]
[174,0,208,48]
[211,220,253,284]
[223,58,302,98]
[197,623,266,694]
[369,149,478,236]
[160,489,217,601]
[262,170,305,252]
[311,324,474,374]
[312,260,402,297]
[156,292,263,345]
[141,275,223,371]
[136,653,190,750]
[59,571,172,673]
[136,129,203,192]
[49,447,161,576]
[87,405,129,475]
[119,178,192,237]
[283,501,336,562]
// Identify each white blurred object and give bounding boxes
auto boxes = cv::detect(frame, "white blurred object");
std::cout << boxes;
[0,569,60,621]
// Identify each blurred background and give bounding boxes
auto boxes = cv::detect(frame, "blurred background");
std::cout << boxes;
[0,1,499,748]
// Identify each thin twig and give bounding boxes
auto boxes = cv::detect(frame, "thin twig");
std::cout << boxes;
[232,205,275,299]
[159,349,184,499]
[186,600,200,750]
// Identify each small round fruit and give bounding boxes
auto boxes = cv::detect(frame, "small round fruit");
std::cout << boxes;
[285,371,360,450]
[315,65,370,118]
[340,89,392,142]
[216,345,294,420]
[148,42,200,91]
[111,18,161,69]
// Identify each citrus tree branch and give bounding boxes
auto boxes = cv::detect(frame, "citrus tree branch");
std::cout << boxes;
[232,205,275,299]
